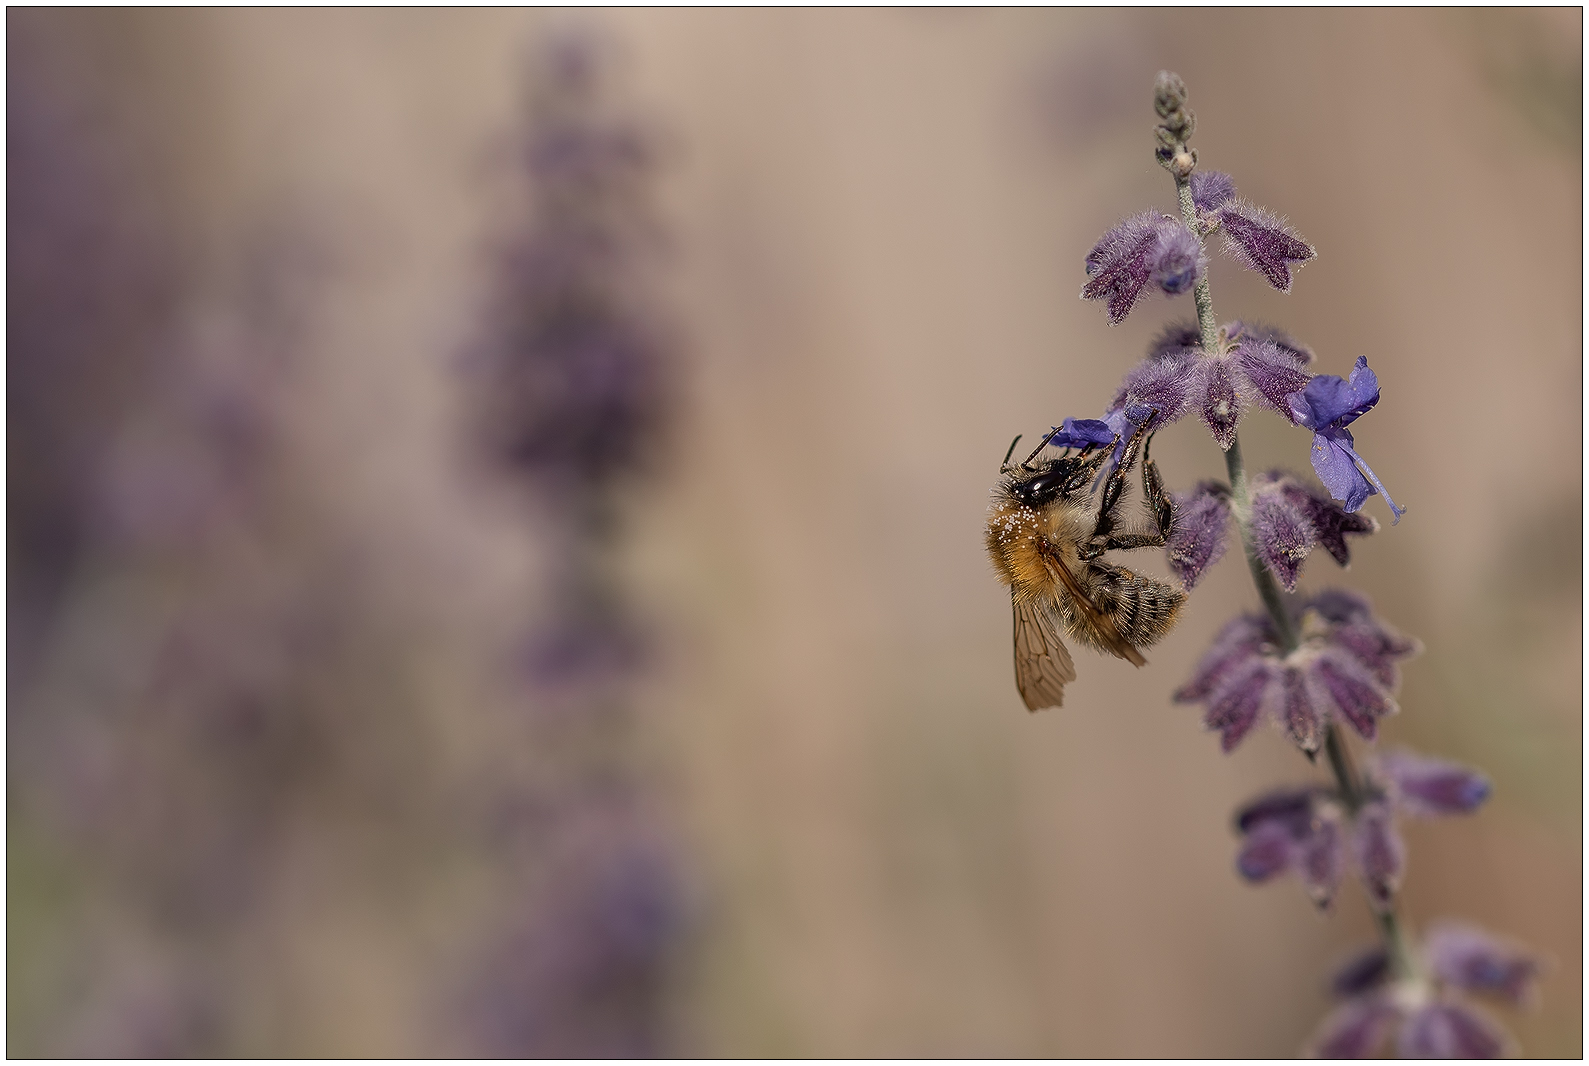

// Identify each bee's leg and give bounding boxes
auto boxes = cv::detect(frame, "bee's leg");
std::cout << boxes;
[1090,424,1152,540]
[1095,531,1164,552]
[1141,432,1176,541]
[1061,445,1112,497]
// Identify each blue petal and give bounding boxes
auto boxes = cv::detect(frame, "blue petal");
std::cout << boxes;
[1048,417,1114,449]
[1310,429,1373,513]
[1297,355,1380,429]
[1336,435,1406,525]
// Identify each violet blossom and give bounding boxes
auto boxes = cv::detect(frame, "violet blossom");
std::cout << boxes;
[1085,319,1314,452]
[1286,355,1405,522]
[1164,480,1231,590]
[1188,169,1317,292]
[1080,212,1205,324]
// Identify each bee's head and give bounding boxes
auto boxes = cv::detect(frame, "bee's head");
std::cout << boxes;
[1007,448,1111,507]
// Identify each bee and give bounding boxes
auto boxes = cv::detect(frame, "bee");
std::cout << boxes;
[986,426,1186,711]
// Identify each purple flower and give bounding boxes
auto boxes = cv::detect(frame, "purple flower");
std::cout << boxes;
[1349,800,1405,911]
[1231,787,1392,911]
[1310,993,1510,1059]
[1306,922,1542,1058]
[1100,320,1313,452]
[1248,472,1378,592]
[1286,356,1404,523]
[1164,480,1231,590]
[1081,212,1206,324]
[1175,590,1419,752]
[1189,169,1236,214]
[1233,786,1344,906]
[1185,171,1318,291]
[1225,319,1313,366]
[1370,749,1491,818]
[1423,921,1546,1008]
[1217,201,1317,291]
[1044,416,1117,451]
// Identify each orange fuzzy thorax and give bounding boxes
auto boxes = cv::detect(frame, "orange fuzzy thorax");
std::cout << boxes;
[985,492,1092,607]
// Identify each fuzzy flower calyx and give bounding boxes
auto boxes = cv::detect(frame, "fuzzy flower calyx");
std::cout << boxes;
[1286,355,1404,523]
[1081,213,1206,324]
[1307,922,1544,1058]
[1096,320,1312,452]
[1164,480,1232,591]
[1174,589,1420,753]
[1188,170,1317,292]
[1248,471,1379,592]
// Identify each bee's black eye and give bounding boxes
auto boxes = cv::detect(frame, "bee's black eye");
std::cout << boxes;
[1014,469,1068,507]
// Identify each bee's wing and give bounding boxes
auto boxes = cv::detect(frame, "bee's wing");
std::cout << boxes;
[1049,554,1149,667]
[1012,595,1077,712]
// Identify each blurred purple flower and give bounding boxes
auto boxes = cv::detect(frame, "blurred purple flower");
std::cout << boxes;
[1307,922,1542,1057]
[1286,356,1404,523]
[1175,590,1419,752]
[464,794,683,1058]
[1311,993,1510,1059]
[458,33,688,1059]
[1423,921,1546,1008]
[470,36,674,498]
[1370,749,1491,817]
[1081,212,1206,324]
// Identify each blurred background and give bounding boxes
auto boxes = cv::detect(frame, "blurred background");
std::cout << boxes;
[8,8,1580,1057]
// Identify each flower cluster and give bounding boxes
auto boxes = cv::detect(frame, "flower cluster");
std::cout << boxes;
[1058,320,1402,528]
[1233,749,1489,910]
[1309,923,1545,1057]
[1081,170,1315,325]
[1173,589,1420,753]
[1163,470,1376,593]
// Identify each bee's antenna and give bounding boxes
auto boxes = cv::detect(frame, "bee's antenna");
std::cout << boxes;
[1021,426,1065,469]
[1000,435,1023,470]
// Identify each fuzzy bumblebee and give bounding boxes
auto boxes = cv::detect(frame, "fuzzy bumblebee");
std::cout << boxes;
[986,430,1186,710]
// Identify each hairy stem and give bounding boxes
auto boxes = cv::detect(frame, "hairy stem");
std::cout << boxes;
[1171,176,1220,357]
